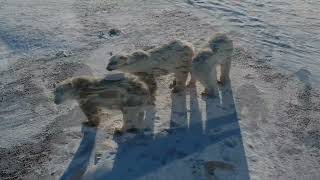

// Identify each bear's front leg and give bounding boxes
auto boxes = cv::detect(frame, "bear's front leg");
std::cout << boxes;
[219,59,231,85]
[201,70,219,98]
[172,71,188,93]
[116,106,145,135]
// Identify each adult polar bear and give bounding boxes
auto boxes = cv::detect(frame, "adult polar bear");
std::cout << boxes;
[106,40,195,95]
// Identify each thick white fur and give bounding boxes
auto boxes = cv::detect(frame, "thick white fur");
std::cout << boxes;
[107,40,195,93]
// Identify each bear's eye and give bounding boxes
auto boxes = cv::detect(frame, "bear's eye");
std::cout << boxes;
[119,56,127,60]
[211,43,220,53]
[64,83,72,88]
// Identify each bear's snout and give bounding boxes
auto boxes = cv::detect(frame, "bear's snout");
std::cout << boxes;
[106,64,115,71]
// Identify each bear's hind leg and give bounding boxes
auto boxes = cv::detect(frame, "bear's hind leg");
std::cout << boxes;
[187,71,197,88]
[220,58,231,85]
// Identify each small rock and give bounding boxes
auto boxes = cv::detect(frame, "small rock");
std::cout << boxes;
[248,144,254,149]
[244,73,254,79]
[95,152,102,164]
[56,50,70,57]
[108,28,121,37]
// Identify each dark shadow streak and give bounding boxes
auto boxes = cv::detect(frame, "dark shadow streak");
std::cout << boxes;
[170,91,188,129]
[189,88,202,133]
[145,105,157,133]
[60,125,97,180]
[295,68,312,109]
[92,81,249,180]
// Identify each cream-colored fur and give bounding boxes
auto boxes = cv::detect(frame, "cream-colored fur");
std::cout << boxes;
[106,40,195,94]
[53,74,152,132]
[192,34,233,97]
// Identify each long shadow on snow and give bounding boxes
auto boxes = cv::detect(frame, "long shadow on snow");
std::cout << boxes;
[93,81,249,179]
[61,125,97,180]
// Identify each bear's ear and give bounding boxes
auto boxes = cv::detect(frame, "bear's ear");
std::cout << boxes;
[68,82,74,89]
[131,50,149,61]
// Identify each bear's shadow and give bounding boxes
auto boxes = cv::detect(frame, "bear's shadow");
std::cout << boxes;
[61,81,249,180]
[60,124,97,180]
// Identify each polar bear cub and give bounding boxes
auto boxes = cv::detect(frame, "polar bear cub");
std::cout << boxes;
[192,34,233,97]
[53,73,153,133]
[106,40,195,94]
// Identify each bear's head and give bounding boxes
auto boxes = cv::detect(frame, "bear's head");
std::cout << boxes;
[208,34,233,57]
[106,50,149,72]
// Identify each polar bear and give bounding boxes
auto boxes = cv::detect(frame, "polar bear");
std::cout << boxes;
[192,34,233,97]
[106,40,195,94]
[53,73,153,133]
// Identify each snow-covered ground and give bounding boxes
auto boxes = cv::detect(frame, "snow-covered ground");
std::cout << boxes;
[0,0,319,179]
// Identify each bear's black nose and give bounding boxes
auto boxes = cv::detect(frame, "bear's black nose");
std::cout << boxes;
[106,66,114,71]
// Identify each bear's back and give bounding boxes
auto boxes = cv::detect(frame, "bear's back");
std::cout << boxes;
[148,40,194,64]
